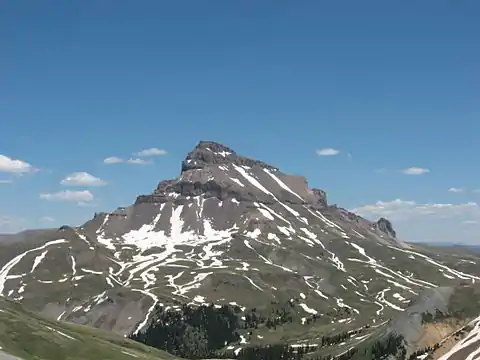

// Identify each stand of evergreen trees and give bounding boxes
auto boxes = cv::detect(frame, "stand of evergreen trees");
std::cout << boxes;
[361,334,406,360]
[236,344,358,360]
[421,309,448,324]
[407,342,440,360]
[237,344,307,360]
[130,303,241,359]
[130,302,412,360]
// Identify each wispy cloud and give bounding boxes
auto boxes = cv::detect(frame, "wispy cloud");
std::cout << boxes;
[60,172,107,186]
[316,148,340,156]
[126,158,152,165]
[40,190,94,204]
[41,216,55,222]
[103,156,124,164]
[0,179,12,184]
[104,155,154,165]
[448,187,464,193]
[401,167,430,175]
[351,198,479,221]
[133,147,167,157]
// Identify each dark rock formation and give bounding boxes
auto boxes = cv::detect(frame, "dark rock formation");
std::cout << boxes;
[311,188,328,207]
[377,217,397,238]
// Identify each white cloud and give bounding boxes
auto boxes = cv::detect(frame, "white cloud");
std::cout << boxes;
[0,154,35,173]
[351,198,479,221]
[351,198,480,243]
[103,156,124,164]
[126,158,152,165]
[103,156,153,165]
[0,179,12,184]
[401,167,430,175]
[60,172,107,187]
[41,216,55,222]
[316,148,340,156]
[448,187,464,193]
[134,147,167,157]
[40,190,94,203]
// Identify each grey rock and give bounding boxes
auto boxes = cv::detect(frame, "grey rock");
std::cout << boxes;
[377,217,397,238]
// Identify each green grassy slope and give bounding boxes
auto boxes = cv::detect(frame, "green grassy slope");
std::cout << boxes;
[0,298,181,360]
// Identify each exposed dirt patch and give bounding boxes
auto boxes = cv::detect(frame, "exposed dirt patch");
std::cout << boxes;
[417,321,474,360]
[416,320,464,349]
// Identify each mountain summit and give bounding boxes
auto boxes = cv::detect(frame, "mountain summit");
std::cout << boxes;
[132,140,400,249]
[181,141,278,172]
[1,141,480,359]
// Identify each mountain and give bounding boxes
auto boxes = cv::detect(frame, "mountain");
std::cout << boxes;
[1,140,480,359]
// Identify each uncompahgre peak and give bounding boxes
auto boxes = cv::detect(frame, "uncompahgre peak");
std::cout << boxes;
[1,141,480,360]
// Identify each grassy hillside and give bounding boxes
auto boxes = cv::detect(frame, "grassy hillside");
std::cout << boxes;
[0,298,181,360]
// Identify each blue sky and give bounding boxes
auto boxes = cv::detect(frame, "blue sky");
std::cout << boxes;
[1,1,479,243]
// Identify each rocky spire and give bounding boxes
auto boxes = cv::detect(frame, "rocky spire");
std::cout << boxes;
[311,188,328,207]
[377,217,397,238]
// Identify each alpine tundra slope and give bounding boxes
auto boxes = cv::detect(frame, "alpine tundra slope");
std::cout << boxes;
[1,141,480,359]
[0,297,180,360]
